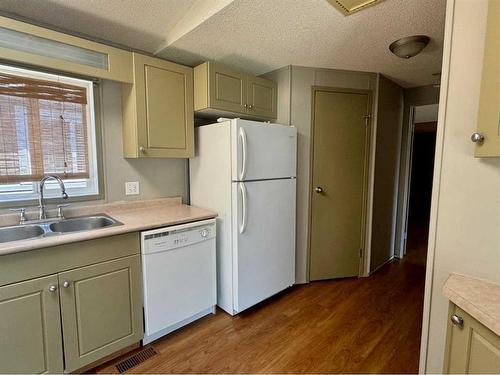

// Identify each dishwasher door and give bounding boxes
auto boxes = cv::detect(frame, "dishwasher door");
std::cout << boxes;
[141,219,216,344]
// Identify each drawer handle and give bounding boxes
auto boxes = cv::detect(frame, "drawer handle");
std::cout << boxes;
[451,314,464,327]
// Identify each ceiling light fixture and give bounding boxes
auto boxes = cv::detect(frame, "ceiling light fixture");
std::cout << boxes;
[389,35,430,59]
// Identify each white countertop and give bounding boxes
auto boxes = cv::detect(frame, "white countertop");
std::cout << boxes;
[0,197,217,256]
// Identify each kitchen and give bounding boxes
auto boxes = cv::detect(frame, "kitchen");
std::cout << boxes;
[0,0,499,374]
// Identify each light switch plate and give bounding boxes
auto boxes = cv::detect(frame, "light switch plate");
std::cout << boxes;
[125,181,140,195]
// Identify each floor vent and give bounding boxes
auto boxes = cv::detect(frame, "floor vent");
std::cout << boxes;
[115,347,158,373]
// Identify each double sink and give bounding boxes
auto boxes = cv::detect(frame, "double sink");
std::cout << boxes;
[0,214,122,244]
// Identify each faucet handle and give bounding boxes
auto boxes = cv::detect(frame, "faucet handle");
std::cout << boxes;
[57,204,70,220]
[10,207,27,224]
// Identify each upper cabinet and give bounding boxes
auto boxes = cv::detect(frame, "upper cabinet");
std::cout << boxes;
[472,0,499,157]
[0,16,133,83]
[122,53,194,158]
[194,61,277,120]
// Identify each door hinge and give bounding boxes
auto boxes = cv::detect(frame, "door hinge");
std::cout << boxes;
[364,115,371,126]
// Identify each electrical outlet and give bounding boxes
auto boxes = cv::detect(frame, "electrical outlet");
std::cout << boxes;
[125,181,140,195]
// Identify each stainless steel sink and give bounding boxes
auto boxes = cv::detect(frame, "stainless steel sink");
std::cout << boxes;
[49,215,121,233]
[0,224,45,243]
[0,213,122,243]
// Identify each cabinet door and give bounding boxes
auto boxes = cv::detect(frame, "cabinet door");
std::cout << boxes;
[445,306,500,373]
[0,275,63,374]
[59,255,143,372]
[130,53,194,158]
[209,62,247,114]
[473,0,499,157]
[247,75,277,119]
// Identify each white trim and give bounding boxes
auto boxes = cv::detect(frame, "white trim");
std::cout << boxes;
[361,73,379,277]
[396,106,417,258]
[418,0,455,372]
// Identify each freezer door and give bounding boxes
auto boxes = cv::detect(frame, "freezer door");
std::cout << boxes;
[232,178,296,313]
[231,119,297,181]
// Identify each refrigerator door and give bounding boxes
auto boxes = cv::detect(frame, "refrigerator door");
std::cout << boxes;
[231,119,297,181]
[231,178,296,313]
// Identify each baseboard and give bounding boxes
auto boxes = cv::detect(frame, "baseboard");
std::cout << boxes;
[369,256,395,275]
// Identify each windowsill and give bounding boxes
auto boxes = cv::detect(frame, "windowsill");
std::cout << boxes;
[0,192,104,210]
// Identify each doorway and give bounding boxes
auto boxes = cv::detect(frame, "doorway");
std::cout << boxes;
[308,87,372,281]
[403,104,438,260]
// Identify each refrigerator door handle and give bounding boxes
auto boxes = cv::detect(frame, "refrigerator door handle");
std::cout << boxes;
[238,127,248,180]
[239,182,248,234]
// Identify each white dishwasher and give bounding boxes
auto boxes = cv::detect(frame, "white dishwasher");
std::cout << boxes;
[141,219,216,345]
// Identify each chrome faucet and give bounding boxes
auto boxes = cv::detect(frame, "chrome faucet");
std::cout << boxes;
[38,175,69,220]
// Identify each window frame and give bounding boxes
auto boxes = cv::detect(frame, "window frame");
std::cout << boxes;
[0,64,104,208]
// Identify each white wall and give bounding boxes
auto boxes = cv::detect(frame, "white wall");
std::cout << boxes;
[264,66,377,283]
[421,0,499,372]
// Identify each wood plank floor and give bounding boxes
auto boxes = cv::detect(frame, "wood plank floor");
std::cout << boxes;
[93,244,426,374]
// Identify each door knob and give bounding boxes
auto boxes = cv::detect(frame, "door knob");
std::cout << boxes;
[450,314,464,327]
[471,132,484,143]
[315,186,324,193]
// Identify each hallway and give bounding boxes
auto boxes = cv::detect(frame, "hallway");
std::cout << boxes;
[94,239,426,374]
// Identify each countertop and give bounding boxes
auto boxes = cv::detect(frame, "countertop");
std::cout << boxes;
[443,273,500,336]
[0,197,217,256]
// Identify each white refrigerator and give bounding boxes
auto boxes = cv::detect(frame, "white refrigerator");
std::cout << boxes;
[190,118,296,315]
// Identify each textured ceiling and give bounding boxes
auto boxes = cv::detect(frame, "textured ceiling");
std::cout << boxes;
[0,0,446,87]
[0,0,198,51]
[161,0,446,87]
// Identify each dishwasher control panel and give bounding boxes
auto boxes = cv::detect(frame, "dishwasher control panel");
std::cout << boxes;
[141,219,216,255]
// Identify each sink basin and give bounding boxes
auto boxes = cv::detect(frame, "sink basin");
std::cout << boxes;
[49,215,120,233]
[0,225,45,243]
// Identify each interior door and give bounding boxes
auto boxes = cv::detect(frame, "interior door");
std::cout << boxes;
[231,120,297,181]
[309,88,370,281]
[232,178,296,313]
[0,275,63,374]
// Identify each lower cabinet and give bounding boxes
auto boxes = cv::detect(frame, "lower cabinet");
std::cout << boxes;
[0,275,64,374]
[60,256,143,372]
[0,254,143,374]
[444,305,500,374]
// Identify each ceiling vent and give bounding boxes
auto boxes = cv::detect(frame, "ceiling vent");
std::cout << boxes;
[326,0,384,15]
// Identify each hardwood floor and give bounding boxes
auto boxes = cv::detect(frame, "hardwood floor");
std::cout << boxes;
[93,243,426,374]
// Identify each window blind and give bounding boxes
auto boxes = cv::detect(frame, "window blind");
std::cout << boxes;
[0,72,89,183]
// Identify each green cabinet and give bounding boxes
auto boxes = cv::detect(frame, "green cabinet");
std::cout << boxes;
[444,305,500,374]
[0,234,143,373]
[194,61,277,120]
[60,256,143,372]
[472,0,500,157]
[0,275,64,374]
[122,52,194,158]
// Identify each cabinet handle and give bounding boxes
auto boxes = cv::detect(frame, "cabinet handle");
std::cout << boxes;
[248,105,253,110]
[139,146,146,153]
[451,314,464,327]
[62,281,71,288]
[48,285,57,293]
[243,104,248,108]
[471,132,484,143]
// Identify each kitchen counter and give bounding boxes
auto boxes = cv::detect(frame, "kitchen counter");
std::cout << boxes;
[443,273,500,336]
[0,197,217,256]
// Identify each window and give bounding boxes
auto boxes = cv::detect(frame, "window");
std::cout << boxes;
[0,64,99,202]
